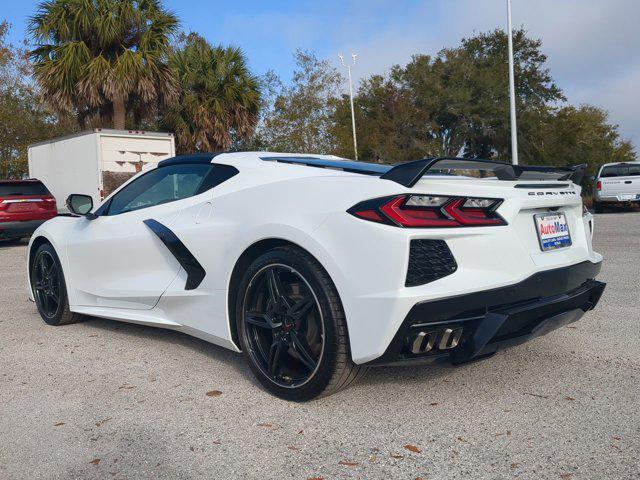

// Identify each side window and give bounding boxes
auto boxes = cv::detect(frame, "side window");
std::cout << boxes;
[600,166,625,178]
[198,164,239,192]
[628,165,640,176]
[106,163,212,216]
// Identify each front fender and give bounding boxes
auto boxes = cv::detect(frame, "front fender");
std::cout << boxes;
[26,216,81,302]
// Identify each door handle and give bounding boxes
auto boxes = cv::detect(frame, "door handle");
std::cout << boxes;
[625,180,632,184]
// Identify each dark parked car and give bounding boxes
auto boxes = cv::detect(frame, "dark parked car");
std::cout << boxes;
[0,180,57,242]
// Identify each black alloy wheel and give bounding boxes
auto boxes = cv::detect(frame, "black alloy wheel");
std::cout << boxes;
[31,242,83,326]
[242,264,324,388]
[33,250,62,320]
[236,246,367,401]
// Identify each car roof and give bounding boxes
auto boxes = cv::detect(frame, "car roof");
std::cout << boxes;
[158,151,378,174]
[259,155,390,175]
[157,152,222,167]
[600,161,640,168]
[150,152,381,184]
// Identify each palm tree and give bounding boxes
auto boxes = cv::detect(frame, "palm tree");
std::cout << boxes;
[161,34,260,152]
[28,0,179,129]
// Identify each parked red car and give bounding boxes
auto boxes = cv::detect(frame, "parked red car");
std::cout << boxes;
[0,179,57,241]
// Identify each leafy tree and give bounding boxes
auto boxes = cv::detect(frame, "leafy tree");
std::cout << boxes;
[235,69,282,151]
[28,0,179,129]
[259,50,343,154]
[334,28,565,162]
[332,75,430,162]
[331,28,634,174]
[450,28,564,159]
[527,105,635,173]
[161,33,260,153]
[0,21,74,178]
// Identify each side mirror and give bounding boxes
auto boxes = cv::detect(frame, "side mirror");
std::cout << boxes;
[66,194,97,219]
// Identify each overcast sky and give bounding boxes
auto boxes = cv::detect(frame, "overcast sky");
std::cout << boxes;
[4,0,639,150]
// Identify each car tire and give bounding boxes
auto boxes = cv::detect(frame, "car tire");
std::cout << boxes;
[30,242,83,326]
[236,246,367,401]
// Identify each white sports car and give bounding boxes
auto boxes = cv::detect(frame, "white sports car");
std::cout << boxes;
[27,153,606,400]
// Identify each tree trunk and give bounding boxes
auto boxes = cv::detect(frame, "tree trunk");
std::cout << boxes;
[112,95,126,130]
[99,105,112,129]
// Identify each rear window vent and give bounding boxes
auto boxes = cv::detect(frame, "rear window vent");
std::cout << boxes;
[406,240,457,287]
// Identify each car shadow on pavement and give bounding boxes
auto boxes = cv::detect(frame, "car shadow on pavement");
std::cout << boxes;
[0,238,28,249]
[363,359,478,391]
[595,204,640,214]
[75,313,462,395]
[24,302,564,407]
[23,289,559,404]
[78,315,258,385]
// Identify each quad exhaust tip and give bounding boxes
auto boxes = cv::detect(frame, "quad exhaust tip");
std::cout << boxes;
[409,327,463,354]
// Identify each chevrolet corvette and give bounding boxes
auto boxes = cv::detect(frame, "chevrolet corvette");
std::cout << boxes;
[27,153,606,400]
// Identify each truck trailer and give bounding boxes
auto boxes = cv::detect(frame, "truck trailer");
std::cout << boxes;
[28,129,176,210]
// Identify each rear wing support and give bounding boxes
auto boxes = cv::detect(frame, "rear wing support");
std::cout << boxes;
[380,157,587,187]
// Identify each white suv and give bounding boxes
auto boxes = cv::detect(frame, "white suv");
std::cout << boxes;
[593,162,640,212]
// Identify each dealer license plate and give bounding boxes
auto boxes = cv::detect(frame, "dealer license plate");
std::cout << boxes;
[534,213,572,251]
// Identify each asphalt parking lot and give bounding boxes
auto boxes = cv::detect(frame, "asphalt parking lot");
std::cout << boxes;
[0,213,639,480]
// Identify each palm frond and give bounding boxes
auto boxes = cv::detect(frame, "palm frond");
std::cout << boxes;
[162,38,260,152]
[29,0,179,128]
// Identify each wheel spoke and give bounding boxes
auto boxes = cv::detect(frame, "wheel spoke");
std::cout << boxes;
[266,269,290,309]
[44,255,55,275]
[289,331,317,372]
[38,258,47,279]
[47,262,57,278]
[42,292,50,313]
[267,340,284,376]
[289,298,314,321]
[245,313,280,330]
[266,269,280,304]
[47,291,60,305]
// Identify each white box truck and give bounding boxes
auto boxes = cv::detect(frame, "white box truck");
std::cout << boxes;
[28,129,176,210]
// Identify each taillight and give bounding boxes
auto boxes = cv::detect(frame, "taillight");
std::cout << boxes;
[596,181,602,191]
[348,194,506,228]
[43,196,57,209]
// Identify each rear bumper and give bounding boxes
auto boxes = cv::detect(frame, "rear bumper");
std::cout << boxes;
[596,195,640,203]
[0,220,47,238]
[368,260,605,366]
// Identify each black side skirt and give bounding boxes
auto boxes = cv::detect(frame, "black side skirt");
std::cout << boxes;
[143,219,206,290]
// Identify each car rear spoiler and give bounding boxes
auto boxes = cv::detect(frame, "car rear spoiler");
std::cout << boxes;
[380,157,587,188]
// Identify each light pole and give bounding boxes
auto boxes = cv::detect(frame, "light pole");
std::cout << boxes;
[339,53,358,161]
[506,0,519,165]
